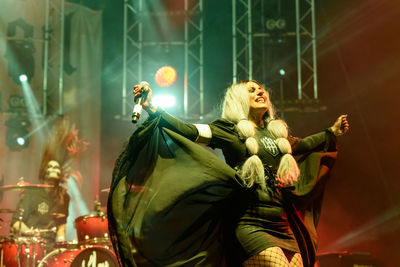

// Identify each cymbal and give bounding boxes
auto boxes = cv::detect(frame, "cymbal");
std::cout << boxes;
[0,182,54,192]
[0,208,15,213]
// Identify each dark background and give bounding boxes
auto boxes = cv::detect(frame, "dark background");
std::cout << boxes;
[100,0,400,266]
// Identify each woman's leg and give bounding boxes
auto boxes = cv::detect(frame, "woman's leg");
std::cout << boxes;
[243,247,290,267]
[283,251,303,267]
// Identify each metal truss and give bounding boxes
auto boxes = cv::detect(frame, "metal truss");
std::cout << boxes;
[122,0,143,117]
[232,0,252,83]
[184,0,204,119]
[43,0,66,116]
[122,0,203,119]
[233,0,318,102]
[296,0,317,100]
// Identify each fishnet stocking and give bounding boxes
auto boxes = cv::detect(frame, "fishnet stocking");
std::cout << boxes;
[287,251,302,267]
[243,247,303,267]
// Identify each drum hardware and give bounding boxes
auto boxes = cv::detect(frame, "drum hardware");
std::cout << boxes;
[54,240,79,250]
[0,236,46,267]
[0,209,16,213]
[1,180,118,266]
[23,227,57,236]
[0,177,54,192]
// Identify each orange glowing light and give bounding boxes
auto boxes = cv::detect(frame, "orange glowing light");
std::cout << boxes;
[155,66,177,87]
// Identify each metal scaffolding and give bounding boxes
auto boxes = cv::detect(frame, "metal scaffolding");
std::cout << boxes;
[43,0,66,116]
[184,0,204,119]
[232,0,252,83]
[122,0,143,117]
[232,0,318,102]
[122,0,204,119]
[296,0,318,100]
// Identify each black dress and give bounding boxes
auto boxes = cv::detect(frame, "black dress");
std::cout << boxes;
[107,110,337,267]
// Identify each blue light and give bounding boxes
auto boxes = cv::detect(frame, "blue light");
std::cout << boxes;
[19,74,28,83]
[16,137,25,146]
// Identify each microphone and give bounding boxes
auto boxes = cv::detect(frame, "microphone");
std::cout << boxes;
[132,81,150,123]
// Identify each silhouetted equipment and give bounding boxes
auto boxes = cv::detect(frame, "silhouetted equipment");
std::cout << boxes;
[317,251,383,267]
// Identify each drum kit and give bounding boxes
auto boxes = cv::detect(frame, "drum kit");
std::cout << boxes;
[0,180,118,267]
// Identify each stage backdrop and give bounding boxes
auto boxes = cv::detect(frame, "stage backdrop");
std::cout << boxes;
[0,0,102,239]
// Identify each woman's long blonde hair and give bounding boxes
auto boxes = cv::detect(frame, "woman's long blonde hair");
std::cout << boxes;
[221,80,299,188]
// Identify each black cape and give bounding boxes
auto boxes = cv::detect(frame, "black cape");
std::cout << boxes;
[107,114,337,267]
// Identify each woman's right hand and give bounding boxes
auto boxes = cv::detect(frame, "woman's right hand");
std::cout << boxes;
[134,83,152,107]
[133,83,157,114]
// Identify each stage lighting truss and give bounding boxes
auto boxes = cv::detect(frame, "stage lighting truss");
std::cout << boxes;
[42,0,66,116]
[233,0,318,104]
[5,117,31,151]
[122,0,204,119]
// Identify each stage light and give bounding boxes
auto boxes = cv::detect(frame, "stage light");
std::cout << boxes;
[155,66,177,87]
[19,74,28,83]
[5,118,31,151]
[5,40,35,84]
[16,137,26,146]
[266,19,276,30]
[265,18,287,31]
[279,69,286,76]
[276,19,286,30]
[152,95,176,109]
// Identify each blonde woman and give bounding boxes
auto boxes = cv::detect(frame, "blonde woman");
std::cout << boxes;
[108,80,349,267]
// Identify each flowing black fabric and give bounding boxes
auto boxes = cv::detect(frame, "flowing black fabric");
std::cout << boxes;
[283,151,337,267]
[107,114,337,267]
[107,115,243,266]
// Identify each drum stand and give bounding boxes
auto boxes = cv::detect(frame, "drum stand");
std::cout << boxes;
[15,208,39,267]
[16,208,23,267]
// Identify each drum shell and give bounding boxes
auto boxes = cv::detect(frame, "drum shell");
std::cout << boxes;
[0,237,45,267]
[74,214,110,244]
[38,246,118,267]
[54,240,80,250]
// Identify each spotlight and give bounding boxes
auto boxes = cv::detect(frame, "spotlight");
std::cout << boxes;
[16,137,26,146]
[152,95,176,109]
[155,66,177,87]
[265,18,287,31]
[275,19,286,30]
[19,74,28,83]
[266,19,276,30]
[5,118,31,151]
[5,40,35,84]
[279,69,286,76]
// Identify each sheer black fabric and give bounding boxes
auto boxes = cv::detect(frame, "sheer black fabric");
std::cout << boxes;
[107,113,337,267]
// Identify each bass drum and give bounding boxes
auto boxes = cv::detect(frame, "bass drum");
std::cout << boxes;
[38,247,119,267]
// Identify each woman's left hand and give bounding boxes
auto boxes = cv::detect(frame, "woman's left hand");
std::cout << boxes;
[330,115,349,136]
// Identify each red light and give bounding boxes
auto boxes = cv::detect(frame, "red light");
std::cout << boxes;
[155,66,177,87]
